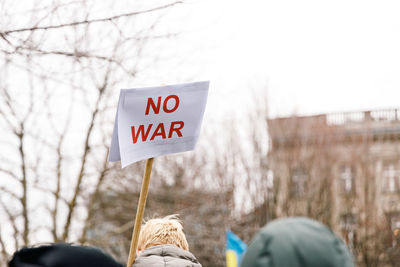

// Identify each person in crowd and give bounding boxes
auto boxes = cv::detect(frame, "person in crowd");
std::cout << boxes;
[8,243,123,267]
[240,217,354,267]
[133,214,202,267]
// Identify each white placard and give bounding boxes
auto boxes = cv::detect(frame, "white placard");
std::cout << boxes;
[109,81,209,168]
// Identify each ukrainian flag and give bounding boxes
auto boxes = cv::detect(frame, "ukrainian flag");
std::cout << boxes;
[226,230,247,267]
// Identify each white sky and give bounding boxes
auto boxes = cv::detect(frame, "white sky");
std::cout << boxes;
[160,0,400,118]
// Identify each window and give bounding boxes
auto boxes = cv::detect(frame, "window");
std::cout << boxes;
[266,170,274,189]
[290,169,307,197]
[382,162,400,193]
[386,213,400,247]
[340,214,356,251]
[339,165,354,195]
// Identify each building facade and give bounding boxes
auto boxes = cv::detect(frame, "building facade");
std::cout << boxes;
[267,108,400,266]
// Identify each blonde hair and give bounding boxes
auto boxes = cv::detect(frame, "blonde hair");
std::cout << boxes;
[137,215,189,251]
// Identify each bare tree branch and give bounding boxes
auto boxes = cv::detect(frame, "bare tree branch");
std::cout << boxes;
[0,226,8,263]
[51,135,65,242]
[79,147,110,243]
[0,186,20,200]
[0,86,19,132]
[0,167,20,182]
[0,200,20,250]
[1,1,183,35]
[61,63,112,241]
[49,88,74,242]
[16,124,29,246]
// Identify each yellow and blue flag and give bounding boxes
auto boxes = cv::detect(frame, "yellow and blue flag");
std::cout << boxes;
[226,230,247,267]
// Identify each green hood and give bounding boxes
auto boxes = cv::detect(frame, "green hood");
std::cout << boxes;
[240,217,354,267]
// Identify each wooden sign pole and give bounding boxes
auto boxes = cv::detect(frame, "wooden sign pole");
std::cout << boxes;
[126,157,154,267]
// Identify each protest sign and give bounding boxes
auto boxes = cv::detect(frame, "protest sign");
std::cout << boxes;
[108,81,209,267]
[109,81,209,168]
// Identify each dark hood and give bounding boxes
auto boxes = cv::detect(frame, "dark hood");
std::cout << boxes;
[8,243,123,267]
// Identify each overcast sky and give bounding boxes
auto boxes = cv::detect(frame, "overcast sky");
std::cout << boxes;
[159,0,400,118]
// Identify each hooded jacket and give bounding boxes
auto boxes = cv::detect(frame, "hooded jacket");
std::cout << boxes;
[133,244,202,267]
[240,217,354,267]
[8,243,123,267]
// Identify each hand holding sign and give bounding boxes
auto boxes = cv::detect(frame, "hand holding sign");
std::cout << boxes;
[109,81,209,168]
[108,81,209,267]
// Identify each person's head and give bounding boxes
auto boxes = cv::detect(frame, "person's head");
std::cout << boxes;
[8,243,123,267]
[137,214,189,252]
[240,217,354,267]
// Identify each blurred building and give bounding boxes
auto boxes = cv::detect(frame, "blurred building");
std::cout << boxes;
[267,108,400,264]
